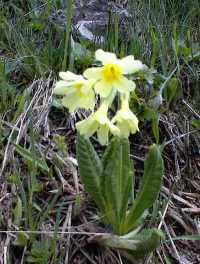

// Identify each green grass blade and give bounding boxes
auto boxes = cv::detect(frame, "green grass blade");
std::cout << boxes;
[37,190,61,228]
[14,143,49,173]
[170,234,200,241]
[62,0,73,71]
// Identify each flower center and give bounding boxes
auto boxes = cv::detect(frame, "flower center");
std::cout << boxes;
[74,83,83,94]
[101,63,122,82]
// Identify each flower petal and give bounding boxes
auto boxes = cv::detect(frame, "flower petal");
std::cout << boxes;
[76,118,98,138]
[129,81,136,91]
[107,122,120,136]
[97,125,109,145]
[62,87,95,113]
[95,49,117,64]
[83,67,102,80]
[117,122,130,138]
[59,71,83,81]
[112,107,139,138]
[78,91,95,110]
[94,80,113,98]
[129,120,139,134]
[54,81,74,95]
[62,94,78,113]
[118,56,144,74]
[113,77,134,94]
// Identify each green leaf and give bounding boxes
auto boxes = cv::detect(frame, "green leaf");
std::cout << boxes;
[12,91,27,122]
[142,106,157,120]
[126,228,164,259]
[14,232,29,247]
[76,134,105,212]
[15,174,28,228]
[151,114,160,143]
[52,98,64,109]
[98,228,164,260]
[189,51,200,61]
[163,256,173,264]
[26,256,40,263]
[102,137,133,234]
[14,144,49,172]
[72,41,92,65]
[124,144,164,233]
[13,196,22,226]
[26,240,51,263]
[149,92,163,110]
[37,189,61,228]
[150,29,159,67]
[192,119,200,129]
[163,77,178,105]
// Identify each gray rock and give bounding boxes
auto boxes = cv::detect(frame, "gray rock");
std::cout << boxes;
[49,0,133,42]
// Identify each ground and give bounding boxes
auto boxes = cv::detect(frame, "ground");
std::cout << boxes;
[0,1,200,263]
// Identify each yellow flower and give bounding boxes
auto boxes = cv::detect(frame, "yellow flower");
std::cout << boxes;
[83,49,143,98]
[112,98,139,138]
[76,102,120,145]
[54,71,95,113]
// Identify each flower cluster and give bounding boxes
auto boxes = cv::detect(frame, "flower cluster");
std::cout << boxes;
[54,49,144,145]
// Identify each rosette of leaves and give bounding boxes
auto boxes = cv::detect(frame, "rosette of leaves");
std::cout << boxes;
[76,134,164,260]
